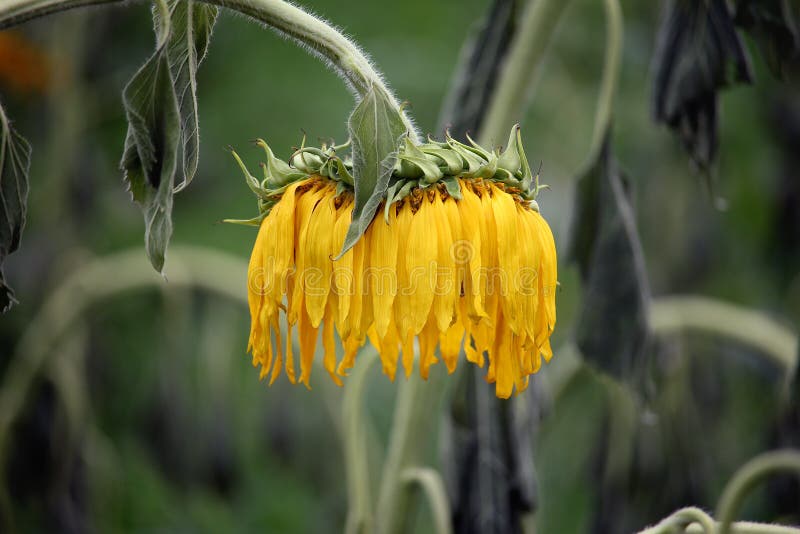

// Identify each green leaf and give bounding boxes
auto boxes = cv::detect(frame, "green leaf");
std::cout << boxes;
[337,85,407,257]
[121,1,217,272]
[567,131,651,383]
[0,101,31,312]
[160,0,218,191]
[121,27,181,272]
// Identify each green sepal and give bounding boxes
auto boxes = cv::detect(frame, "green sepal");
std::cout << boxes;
[442,176,462,199]
[256,138,305,187]
[222,213,266,226]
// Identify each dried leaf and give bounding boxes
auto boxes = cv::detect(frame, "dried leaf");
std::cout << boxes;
[0,101,31,312]
[568,131,651,382]
[121,1,217,272]
[652,0,753,172]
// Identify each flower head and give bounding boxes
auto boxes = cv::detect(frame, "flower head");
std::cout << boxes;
[232,127,557,398]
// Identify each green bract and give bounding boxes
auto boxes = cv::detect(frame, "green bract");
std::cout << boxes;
[226,124,544,227]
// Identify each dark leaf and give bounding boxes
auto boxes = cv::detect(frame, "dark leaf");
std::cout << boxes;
[567,131,651,383]
[652,0,753,171]
[442,369,544,534]
[0,101,31,312]
[120,17,180,272]
[437,0,518,138]
[734,0,800,79]
[337,85,407,257]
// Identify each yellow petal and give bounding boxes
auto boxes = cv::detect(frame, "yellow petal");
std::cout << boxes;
[305,191,337,327]
[455,183,486,319]
[369,205,399,339]
[406,193,437,335]
[432,193,456,332]
[322,302,343,386]
[298,304,318,388]
[490,185,522,334]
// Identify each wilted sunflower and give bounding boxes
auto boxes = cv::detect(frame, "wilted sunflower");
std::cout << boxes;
[230,126,557,398]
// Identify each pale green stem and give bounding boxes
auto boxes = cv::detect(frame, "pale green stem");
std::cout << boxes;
[0,246,248,523]
[0,0,420,141]
[343,346,380,534]
[650,296,798,391]
[687,523,800,534]
[477,0,572,147]
[716,450,800,534]
[588,0,623,159]
[375,371,449,534]
[401,467,453,534]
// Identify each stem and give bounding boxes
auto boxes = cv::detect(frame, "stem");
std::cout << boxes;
[715,450,800,534]
[477,0,571,147]
[588,0,623,160]
[0,0,420,141]
[650,296,798,390]
[342,346,380,534]
[401,467,453,534]
[375,370,448,534]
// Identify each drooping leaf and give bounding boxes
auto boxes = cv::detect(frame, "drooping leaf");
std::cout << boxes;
[0,101,31,312]
[120,11,181,273]
[121,1,217,272]
[442,369,544,534]
[337,85,407,257]
[652,0,753,172]
[734,0,799,79]
[437,0,518,138]
[567,131,651,383]
[158,0,218,191]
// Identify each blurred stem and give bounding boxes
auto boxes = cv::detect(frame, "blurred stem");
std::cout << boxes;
[588,0,622,160]
[478,0,571,147]
[650,296,798,390]
[401,467,453,534]
[0,0,420,141]
[0,246,247,526]
[343,346,380,534]
[715,450,800,534]
[376,370,448,534]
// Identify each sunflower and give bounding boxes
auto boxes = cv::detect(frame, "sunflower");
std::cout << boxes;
[232,127,557,398]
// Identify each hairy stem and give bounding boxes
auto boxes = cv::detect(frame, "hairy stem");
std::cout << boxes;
[478,0,571,147]
[716,450,800,534]
[0,0,419,140]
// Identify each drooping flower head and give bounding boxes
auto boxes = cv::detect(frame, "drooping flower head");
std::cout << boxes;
[229,126,556,398]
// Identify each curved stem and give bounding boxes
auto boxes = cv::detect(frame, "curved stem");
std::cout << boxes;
[401,467,453,534]
[0,0,420,140]
[650,296,798,389]
[715,450,800,534]
[477,0,572,147]
[342,346,380,534]
[375,370,449,534]
[588,0,623,160]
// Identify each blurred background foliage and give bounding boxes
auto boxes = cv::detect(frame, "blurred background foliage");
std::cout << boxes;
[0,0,798,532]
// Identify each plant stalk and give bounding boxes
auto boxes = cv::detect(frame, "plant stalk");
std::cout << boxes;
[0,0,420,140]
[477,0,571,147]
[375,370,449,534]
